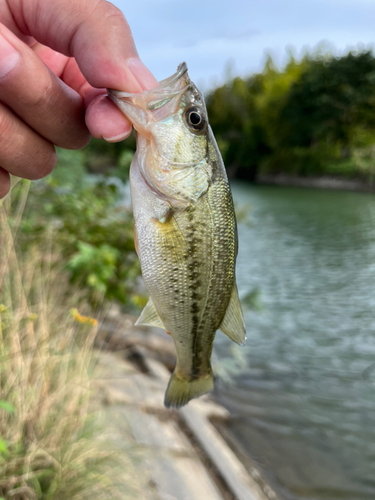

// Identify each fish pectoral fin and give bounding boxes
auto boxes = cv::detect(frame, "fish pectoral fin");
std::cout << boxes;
[135,297,165,329]
[220,284,247,346]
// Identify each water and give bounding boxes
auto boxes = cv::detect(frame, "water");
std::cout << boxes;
[215,183,375,500]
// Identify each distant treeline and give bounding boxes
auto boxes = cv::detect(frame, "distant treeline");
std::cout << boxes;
[79,50,375,184]
[206,50,375,182]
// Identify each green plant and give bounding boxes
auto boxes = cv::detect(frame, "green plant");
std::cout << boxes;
[13,164,141,308]
[0,189,127,499]
[0,402,14,459]
[206,49,375,182]
[68,241,120,297]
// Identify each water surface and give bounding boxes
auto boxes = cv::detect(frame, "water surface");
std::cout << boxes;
[216,183,375,500]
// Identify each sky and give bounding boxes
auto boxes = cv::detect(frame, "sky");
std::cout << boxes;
[111,0,375,90]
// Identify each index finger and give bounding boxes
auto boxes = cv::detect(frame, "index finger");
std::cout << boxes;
[8,0,157,92]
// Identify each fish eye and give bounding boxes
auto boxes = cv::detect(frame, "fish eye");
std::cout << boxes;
[185,106,206,132]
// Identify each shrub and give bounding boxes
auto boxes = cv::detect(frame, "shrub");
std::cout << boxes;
[12,152,141,309]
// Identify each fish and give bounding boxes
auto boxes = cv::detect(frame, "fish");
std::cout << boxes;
[108,63,246,408]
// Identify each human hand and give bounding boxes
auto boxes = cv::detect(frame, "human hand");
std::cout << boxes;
[0,0,158,199]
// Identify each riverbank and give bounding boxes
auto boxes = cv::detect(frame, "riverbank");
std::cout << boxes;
[257,174,375,192]
[94,311,279,500]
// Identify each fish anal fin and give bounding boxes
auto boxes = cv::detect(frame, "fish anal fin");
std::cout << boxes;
[220,284,247,346]
[135,297,165,329]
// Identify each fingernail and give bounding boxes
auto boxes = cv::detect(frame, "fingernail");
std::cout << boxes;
[127,59,158,91]
[0,35,19,78]
[102,131,131,143]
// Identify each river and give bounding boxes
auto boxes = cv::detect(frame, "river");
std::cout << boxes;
[215,183,375,500]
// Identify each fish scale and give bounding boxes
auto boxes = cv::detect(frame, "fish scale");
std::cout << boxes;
[108,62,246,408]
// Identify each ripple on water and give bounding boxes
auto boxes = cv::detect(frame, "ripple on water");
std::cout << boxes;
[215,184,375,500]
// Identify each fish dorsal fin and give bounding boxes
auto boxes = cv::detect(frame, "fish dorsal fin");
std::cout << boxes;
[135,297,165,329]
[220,284,247,346]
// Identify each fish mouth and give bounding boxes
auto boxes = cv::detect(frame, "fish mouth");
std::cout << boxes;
[107,62,189,101]
[156,62,188,90]
[107,62,201,142]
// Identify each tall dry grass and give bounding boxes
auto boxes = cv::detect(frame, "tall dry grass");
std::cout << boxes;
[0,182,121,500]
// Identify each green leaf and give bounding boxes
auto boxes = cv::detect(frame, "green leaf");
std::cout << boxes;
[0,437,8,454]
[0,400,14,413]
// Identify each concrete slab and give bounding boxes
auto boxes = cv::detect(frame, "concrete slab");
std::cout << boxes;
[94,337,276,500]
[140,349,273,500]
[94,350,227,500]
[143,455,223,500]
[119,406,190,452]
[182,402,268,500]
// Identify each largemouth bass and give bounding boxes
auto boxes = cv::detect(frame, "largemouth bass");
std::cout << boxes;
[108,63,246,408]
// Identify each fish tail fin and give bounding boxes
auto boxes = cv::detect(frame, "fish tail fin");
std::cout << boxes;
[164,371,214,409]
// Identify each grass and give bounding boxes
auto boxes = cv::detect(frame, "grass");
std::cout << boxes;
[0,182,124,500]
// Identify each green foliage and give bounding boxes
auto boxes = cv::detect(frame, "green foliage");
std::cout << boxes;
[49,148,87,186]
[68,242,120,297]
[14,145,141,309]
[0,402,14,414]
[206,49,375,181]
[84,135,136,178]
[0,401,13,459]
[52,134,135,183]
[116,149,135,183]
[280,52,375,151]
[0,439,7,456]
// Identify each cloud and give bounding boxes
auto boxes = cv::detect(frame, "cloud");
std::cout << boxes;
[111,0,375,85]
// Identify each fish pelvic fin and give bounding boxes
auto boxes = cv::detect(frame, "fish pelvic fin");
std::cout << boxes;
[220,283,247,346]
[135,297,164,329]
[164,371,214,409]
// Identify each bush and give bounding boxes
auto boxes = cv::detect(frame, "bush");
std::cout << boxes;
[13,149,142,309]
[259,143,338,177]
